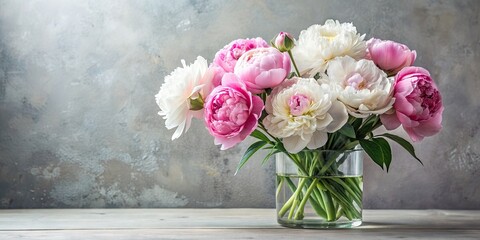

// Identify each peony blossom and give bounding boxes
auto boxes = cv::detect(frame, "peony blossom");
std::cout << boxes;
[156,56,214,140]
[380,67,443,141]
[204,73,264,150]
[263,77,348,153]
[234,47,291,94]
[327,56,394,118]
[273,32,295,52]
[211,38,269,86]
[366,38,417,75]
[293,19,367,77]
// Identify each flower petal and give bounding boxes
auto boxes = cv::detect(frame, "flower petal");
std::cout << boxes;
[380,112,401,130]
[255,69,287,88]
[307,131,328,149]
[325,100,348,132]
[414,110,443,137]
[283,135,310,153]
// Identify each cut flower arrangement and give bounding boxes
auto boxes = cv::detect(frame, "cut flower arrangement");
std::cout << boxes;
[155,20,443,228]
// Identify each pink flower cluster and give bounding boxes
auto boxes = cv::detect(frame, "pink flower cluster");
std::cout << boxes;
[210,38,269,86]
[366,38,443,141]
[205,38,291,149]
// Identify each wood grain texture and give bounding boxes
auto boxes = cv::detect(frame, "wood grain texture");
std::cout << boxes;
[0,209,479,239]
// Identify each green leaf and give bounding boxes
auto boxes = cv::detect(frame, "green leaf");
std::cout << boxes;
[357,115,380,138]
[351,117,363,131]
[250,129,270,143]
[373,138,392,171]
[262,147,281,165]
[338,123,356,139]
[359,139,384,170]
[235,141,267,175]
[283,35,295,51]
[361,115,378,128]
[379,133,423,165]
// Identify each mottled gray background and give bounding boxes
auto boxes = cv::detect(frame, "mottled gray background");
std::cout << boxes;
[0,0,478,209]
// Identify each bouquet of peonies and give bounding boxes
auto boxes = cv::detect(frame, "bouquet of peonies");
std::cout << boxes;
[155,19,443,227]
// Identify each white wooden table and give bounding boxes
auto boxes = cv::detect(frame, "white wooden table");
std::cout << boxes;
[0,209,479,239]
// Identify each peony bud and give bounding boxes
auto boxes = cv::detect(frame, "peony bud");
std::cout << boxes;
[272,32,295,52]
[366,38,416,76]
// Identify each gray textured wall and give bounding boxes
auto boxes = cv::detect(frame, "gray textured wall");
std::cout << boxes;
[0,0,478,209]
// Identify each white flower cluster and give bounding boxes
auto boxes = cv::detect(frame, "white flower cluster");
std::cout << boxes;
[293,19,367,77]
[155,56,213,140]
[263,77,348,153]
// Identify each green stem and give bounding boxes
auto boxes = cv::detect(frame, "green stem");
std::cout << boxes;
[341,140,360,151]
[331,178,362,206]
[346,177,363,197]
[319,152,341,175]
[287,153,309,176]
[308,153,319,176]
[312,187,325,210]
[288,194,299,219]
[276,176,284,198]
[294,178,319,219]
[278,177,306,218]
[320,179,361,219]
[285,177,297,193]
[317,182,336,221]
[287,50,301,77]
[308,194,327,219]
[280,177,327,220]
[336,206,344,220]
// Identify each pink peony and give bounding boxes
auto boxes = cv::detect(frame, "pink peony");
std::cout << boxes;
[211,38,269,86]
[366,38,417,75]
[234,47,291,94]
[204,73,264,150]
[209,65,226,87]
[380,67,443,141]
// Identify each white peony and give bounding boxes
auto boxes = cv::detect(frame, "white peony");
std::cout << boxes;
[155,56,214,140]
[327,56,394,118]
[263,77,348,153]
[292,19,367,77]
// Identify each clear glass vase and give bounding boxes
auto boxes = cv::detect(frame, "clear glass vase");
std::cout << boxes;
[275,147,363,228]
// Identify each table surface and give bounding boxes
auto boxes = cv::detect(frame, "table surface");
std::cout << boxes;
[0,209,479,239]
